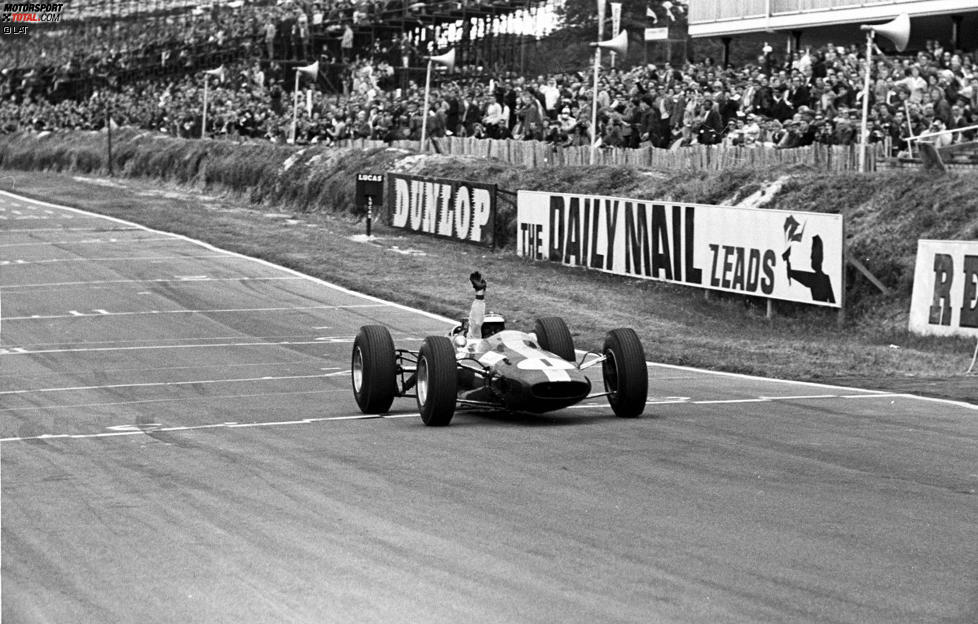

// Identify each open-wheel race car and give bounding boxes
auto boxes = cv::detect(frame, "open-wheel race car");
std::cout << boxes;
[351,317,648,426]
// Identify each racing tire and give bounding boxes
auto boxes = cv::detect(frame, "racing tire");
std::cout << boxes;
[416,336,458,426]
[602,328,648,418]
[351,325,397,414]
[534,316,576,362]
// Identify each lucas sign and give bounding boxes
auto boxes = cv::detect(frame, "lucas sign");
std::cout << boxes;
[908,240,978,337]
[387,173,496,247]
[517,190,844,308]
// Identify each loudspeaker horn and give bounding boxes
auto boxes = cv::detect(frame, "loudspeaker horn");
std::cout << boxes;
[297,60,319,80]
[204,65,225,81]
[861,12,909,52]
[593,30,628,56]
[429,48,456,72]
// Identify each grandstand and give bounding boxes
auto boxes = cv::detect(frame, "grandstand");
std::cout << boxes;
[1,0,560,102]
[1,0,973,170]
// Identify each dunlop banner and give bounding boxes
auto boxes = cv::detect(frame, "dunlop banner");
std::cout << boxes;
[517,190,844,308]
[387,173,496,247]
[909,240,978,337]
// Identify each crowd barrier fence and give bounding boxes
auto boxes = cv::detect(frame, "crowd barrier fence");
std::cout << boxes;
[362,138,884,172]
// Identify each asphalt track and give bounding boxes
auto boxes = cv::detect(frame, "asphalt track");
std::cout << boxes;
[1,190,976,624]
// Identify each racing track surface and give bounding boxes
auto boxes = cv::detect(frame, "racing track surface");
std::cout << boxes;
[2,190,977,624]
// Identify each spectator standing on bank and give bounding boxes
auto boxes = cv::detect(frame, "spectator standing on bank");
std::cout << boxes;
[264,20,276,59]
[341,23,354,63]
[297,10,310,60]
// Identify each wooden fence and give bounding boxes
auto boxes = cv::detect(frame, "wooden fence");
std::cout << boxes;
[338,137,883,172]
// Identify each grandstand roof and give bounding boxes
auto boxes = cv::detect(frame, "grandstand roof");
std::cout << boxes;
[63,0,552,23]
[689,0,977,49]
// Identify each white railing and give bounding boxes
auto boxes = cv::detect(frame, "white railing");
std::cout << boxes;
[905,123,978,155]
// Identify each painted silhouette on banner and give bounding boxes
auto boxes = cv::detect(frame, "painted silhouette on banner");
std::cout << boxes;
[781,216,836,304]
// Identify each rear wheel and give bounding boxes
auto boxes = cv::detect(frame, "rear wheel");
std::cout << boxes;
[534,316,575,362]
[416,336,458,426]
[351,325,397,414]
[602,328,648,418]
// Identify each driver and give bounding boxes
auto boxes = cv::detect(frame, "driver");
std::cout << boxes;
[462,271,505,345]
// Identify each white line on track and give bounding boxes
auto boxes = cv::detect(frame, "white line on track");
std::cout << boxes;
[0,413,402,443]
[0,388,345,414]
[2,303,388,321]
[1,227,140,232]
[0,339,350,356]
[3,276,304,289]
[0,237,173,248]
[841,393,905,399]
[757,394,839,401]
[0,373,336,396]
[0,253,228,266]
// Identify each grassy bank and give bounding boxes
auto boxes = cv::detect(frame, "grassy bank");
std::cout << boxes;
[1,131,976,404]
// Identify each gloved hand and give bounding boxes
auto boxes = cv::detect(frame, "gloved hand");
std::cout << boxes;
[469,271,486,291]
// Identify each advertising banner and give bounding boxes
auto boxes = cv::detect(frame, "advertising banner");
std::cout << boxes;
[908,240,978,337]
[517,190,844,308]
[355,173,383,209]
[387,173,496,247]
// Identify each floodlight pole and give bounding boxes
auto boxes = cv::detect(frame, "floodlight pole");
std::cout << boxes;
[858,28,874,173]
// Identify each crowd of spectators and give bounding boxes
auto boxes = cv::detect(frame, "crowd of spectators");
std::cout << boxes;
[0,0,522,104]
[2,16,976,155]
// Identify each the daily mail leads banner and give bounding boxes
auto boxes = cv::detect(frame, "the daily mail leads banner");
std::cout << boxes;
[517,190,844,308]
[909,240,978,337]
[387,173,496,247]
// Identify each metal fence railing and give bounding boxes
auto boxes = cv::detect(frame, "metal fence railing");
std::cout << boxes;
[422,138,882,172]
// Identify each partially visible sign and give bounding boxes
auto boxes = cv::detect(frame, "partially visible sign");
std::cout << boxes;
[909,240,978,337]
[387,173,496,247]
[517,190,844,308]
[644,27,669,41]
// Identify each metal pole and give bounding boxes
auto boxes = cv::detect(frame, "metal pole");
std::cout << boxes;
[366,195,373,237]
[589,46,600,165]
[590,0,605,165]
[106,94,113,176]
[290,70,300,144]
[420,59,433,152]
[903,100,915,158]
[858,29,873,173]
[201,76,208,140]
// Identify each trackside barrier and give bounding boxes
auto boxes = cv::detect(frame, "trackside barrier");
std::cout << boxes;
[318,138,884,173]
[385,172,497,248]
[516,189,845,310]
[909,240,978,339]
[428,138,880,172]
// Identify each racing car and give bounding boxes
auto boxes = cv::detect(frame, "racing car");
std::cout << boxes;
[351,316,648,426]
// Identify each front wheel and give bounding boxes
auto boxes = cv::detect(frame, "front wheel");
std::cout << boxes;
[602,328,648,418]
[534,316,575,362]
[416,336,458,426]
[351,325,397,414]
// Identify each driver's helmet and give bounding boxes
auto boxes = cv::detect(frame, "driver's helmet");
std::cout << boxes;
[481,313,506,338]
